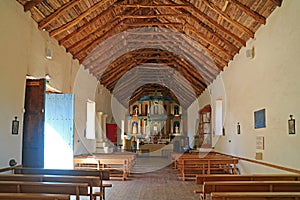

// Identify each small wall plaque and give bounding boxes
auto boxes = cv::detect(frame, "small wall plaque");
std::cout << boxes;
[12,116,19,135]
[288,115,295,134]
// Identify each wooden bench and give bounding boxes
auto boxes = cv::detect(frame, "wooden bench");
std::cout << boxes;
[174,153,235,170]
[13,168,111,200]
[0,181,88,200]
[74,158,129,180]
[196,174,300,185]
[75,153,136,175]
[0,174,104,200]
[180,158,238,181]
[211,192,300,200]
[0,193,70,200]
[196,181,300,200]
[99,159,129,181]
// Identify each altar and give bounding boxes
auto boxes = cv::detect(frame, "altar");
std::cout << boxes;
[125,95,185,143]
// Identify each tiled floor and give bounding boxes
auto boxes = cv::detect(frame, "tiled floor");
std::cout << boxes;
[73,157,200,200]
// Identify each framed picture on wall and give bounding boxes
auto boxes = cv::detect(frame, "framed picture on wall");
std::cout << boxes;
[288,115,295,134]
[254,109,266,129]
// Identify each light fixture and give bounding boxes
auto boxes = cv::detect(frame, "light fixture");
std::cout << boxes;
[45,47,52,60]
[246,47,255,59]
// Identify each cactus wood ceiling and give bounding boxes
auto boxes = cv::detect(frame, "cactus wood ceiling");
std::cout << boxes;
[17,0,282,108]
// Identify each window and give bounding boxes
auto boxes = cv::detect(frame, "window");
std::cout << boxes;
[215,99,223,136]
[86,100,95,139]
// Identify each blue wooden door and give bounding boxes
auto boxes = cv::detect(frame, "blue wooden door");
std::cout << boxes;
[44,94,74,169]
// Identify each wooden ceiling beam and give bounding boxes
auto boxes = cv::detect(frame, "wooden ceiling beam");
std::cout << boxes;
[24,0,43,12]
[270,0,283,7]
[126,16,231,69]
[184,23,233,60]
[104,60,138,89]
[172,61,207,91]
[49,0,114,37]
[227,0,266,25]
[75,8,142,62]
[155,4,239,59]
[38,0,81,30]
[101,52,206,95]
[174,7,240,53]
[119,4,190,8]
[124,22,183,27]
[201,0,254,38]
[173,0,246,46]
[59,3,118,46]
[120,14,185,19]
[68,16,121,55]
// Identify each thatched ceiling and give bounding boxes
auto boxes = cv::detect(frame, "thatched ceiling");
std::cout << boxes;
[17,0,282,108]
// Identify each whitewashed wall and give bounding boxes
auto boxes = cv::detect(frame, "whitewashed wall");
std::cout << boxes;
[189,0,300,173]
[0,1,109,166]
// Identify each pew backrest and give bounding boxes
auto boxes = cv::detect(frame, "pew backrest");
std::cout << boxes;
[14,167,110,180]
[0,181,88,197]
[211,192,300,200]
[196,174,300,185]
[0,193,70,200]
[204,180,300,194]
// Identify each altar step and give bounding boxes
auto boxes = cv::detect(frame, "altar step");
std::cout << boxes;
[95,140,114,153]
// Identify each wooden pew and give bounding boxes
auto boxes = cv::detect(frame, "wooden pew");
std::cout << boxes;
[211,192,300,200]
[74,153,136,176]
[180,158,238,181]
[74,157,130,180]
[13,168,112,200]
[174,153,234,171]
[196,181,300,200]
[0,174,100,200]
[0,181,88,200]
[98,159,129,181]
[196,174,300,185]
[0,193,70,200]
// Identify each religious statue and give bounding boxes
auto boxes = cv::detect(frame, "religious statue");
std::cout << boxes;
[175,125,179,133]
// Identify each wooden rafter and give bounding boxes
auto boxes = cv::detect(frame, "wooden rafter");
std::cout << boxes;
[38,0,82,30]
[99,49,207,96]
[166,0,246,47]
[270,0,283,7]
[16,0,281,108]
[24,0,43,12]
[119,4,190,8]
[201,0,254,38]
[50,0,116,37]
[75,8,142,61]
[227,0,266,25]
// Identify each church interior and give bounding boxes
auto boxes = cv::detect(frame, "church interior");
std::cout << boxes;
[0,0,300,199]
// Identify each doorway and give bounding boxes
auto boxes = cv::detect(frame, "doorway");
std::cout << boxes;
[22,79,74,169]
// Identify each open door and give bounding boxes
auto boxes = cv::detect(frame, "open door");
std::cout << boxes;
[22,79,45,168]
[44,93,74,169]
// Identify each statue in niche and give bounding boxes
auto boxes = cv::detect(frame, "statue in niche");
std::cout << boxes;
[174,121,180,133]
[133,105,138,116]
[154,102,158,114]
[174,105,179,115]
[132,121,138,134]
[175,125,179,133]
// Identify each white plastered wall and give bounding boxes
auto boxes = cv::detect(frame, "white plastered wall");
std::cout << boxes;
[189,0,300,173]
[0,1,112,166]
